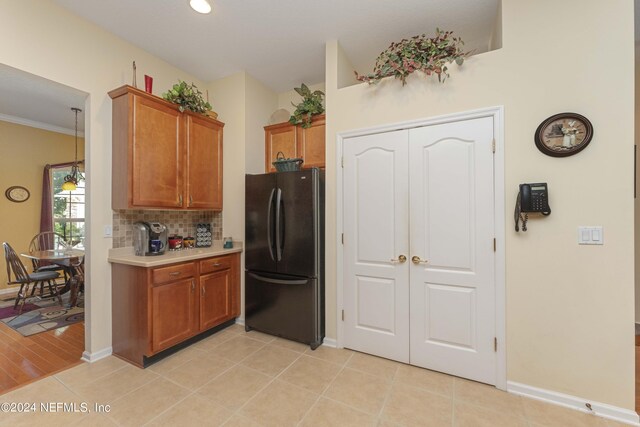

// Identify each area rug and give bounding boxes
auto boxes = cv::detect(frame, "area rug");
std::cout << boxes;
[0,303,40,319]
[0,292,83,336]
[2,303,84,336]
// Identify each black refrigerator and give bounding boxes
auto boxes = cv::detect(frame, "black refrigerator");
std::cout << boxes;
[245,169,324,349]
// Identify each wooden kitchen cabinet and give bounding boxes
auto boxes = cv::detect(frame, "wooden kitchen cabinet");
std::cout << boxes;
[264,114,325,173]
[151,277,197,353]
[109,85,224,210]
[111,252,240,367]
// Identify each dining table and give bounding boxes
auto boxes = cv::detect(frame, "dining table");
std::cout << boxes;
[20,248,85,307]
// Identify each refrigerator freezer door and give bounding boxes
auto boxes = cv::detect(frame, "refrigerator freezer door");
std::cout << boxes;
[276,169,319,277]
[245,271,323,348]
[245,173,278,273]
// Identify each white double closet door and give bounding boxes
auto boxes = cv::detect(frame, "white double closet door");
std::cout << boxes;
[343,116,496,384]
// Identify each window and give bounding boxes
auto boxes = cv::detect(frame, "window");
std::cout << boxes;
[52,167,85,248]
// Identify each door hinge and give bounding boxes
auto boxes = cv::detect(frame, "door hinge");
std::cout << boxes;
[493,238,496,252]
[492,139,496,153]
[341,233,344,245]
[341,310,344,321]
[494,337,497,352]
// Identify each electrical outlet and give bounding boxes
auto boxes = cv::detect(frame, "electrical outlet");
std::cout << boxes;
[104,225,113,238]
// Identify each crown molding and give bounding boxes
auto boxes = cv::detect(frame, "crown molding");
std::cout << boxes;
[0,113,85,137]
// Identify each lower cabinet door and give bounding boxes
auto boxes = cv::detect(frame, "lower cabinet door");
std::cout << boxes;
[151,278,196,353]
[200,269,232,330]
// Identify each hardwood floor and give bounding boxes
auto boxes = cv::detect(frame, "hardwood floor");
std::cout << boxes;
[0,320,84,395]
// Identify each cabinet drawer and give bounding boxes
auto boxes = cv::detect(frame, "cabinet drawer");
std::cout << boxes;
[200,255,232,274]
[152,262,196,285]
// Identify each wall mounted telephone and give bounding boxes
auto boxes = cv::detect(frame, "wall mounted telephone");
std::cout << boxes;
[514,183,551,232]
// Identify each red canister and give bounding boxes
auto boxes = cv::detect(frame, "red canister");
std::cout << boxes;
[168,235,183,250]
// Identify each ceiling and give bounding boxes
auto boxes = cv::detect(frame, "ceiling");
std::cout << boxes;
[53,0,500,93]
[0,64,87,134]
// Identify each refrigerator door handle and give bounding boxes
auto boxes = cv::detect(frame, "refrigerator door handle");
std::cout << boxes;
[275,187,283,261]
[248,272,308,285]
[267,188,276,261]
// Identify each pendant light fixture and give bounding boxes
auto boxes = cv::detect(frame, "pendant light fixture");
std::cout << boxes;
[61,107,82,191]
[189,0,212,14]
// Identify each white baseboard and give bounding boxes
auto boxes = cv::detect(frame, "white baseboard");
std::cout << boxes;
[234,317,245,326]
[322,337,337,348]
[0,287,18,296]
[81,347,112,363]
[507,381,639,426]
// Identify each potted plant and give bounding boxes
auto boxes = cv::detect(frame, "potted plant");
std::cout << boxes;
[289,83,325,128]
[354,29,468,86]
[162,80,212,114]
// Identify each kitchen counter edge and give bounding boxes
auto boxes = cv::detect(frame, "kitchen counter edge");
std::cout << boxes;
[108,243,242,267]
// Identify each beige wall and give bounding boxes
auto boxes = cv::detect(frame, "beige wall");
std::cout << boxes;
[246,75,278,174]
[208,72,277,320]
[635,44,640,324]
[0,120,84,290]
[326,0,634,410]
[0,0,213,355]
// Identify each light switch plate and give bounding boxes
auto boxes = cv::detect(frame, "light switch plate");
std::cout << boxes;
[104,225,113,238]
[578,226,603,245]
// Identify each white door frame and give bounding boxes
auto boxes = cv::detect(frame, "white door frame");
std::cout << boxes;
[335,106,506,390]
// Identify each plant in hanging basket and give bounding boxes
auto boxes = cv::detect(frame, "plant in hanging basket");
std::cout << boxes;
[289,83,325,129]
[162,80,212,114]
[354,29,468,86]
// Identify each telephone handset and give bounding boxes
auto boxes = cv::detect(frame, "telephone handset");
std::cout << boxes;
[515,183,551,232]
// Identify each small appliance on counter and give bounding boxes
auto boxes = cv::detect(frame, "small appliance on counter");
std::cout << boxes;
[133,222,168,256]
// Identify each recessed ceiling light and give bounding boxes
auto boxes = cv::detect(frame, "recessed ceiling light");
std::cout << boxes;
[190,0,212,14]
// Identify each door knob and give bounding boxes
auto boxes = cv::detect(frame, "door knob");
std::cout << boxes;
[391,255,407,263]
[412,256,428,265]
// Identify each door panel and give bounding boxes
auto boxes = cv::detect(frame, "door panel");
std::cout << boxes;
[200,269,232,330]
[151,278,196,352]
[343,130,410,363]
[276,169,318,277]
[245,271,320,346]
[245,173,278,273]
[408,116,495,384]
[132,95,182,208]
[187,114,222,209]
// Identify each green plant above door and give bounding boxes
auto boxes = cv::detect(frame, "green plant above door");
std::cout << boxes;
[289,83,325,128]
[355,29,468,86]
[162,80,212,114]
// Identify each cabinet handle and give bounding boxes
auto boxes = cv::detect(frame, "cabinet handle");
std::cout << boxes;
[201,286,205,296]
[191,280,195,291]
[178,194,183,206]
[169,271,182,277]
[189,195,193,207]
[212,263,221,267]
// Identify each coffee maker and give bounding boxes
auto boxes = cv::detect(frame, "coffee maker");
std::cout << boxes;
[133,222,168,256]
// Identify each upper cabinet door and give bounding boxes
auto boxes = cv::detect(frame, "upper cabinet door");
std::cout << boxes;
[297,115,325,169]
[132,94,183,208]
[186,113,223,210]
[264,122,297,173]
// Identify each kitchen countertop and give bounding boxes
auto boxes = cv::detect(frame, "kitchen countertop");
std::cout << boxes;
[108,241,242,267]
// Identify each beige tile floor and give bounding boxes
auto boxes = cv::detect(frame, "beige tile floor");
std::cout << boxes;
[0,324,630,427]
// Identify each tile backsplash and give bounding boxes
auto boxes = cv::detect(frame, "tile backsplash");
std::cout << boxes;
[112,210,222,248]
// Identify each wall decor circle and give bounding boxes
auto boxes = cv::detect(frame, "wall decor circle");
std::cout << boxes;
[534,112,593,157]
[5,186,30,203]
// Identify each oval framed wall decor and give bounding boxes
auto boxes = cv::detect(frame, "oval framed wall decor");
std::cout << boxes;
[5,186,30,203]
[534,112,593,157]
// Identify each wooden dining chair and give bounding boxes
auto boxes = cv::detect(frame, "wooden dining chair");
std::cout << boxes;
[3,242,61,314]
[28,231,69,286]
